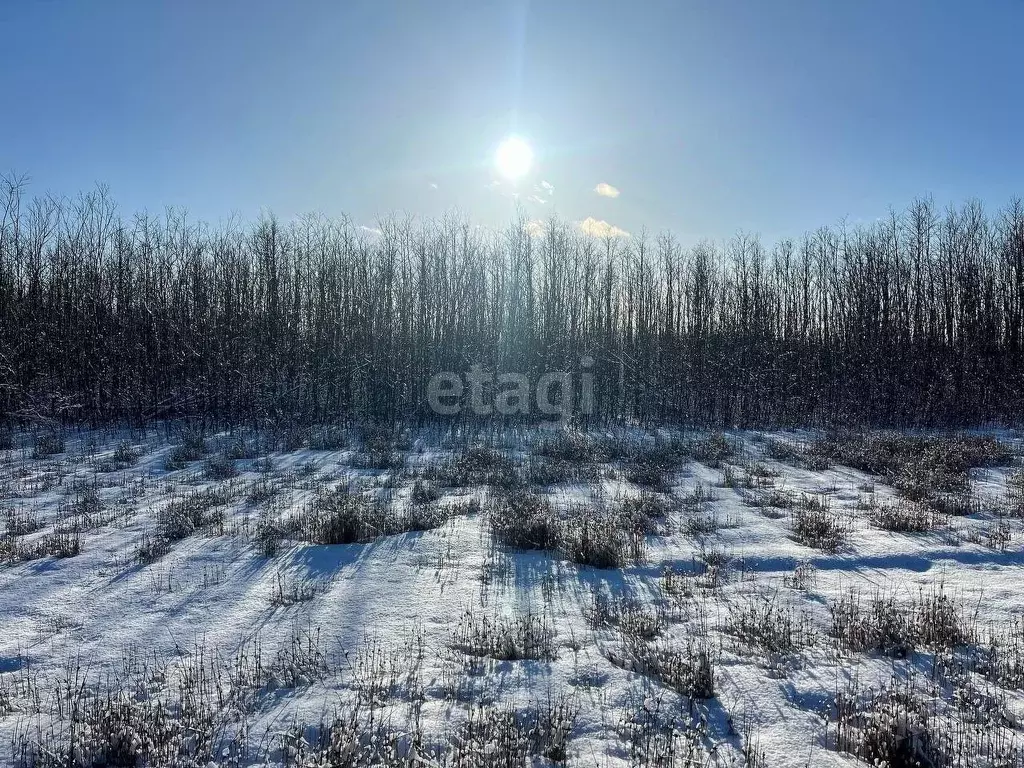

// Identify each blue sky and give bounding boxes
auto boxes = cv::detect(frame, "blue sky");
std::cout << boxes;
[1,1,1021,243]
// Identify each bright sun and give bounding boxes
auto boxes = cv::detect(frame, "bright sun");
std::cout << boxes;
[495,136,533,180]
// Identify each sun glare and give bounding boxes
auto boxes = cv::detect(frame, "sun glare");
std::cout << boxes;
[495,136,533,180]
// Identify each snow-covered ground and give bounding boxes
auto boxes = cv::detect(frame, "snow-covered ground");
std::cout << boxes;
[0,427,1022,767]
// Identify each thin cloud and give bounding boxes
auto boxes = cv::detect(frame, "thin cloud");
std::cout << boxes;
[359,225,382,237]
[594,182,620,198]
[525,219,546,237]
[527,194,547,205]
[429,182,439,190]
[578,217,629,239]
[539,180,554,195]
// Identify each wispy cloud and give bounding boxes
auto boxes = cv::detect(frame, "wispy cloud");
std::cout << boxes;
[539,180,554,195]
[578,217,629,239]
[359,225,382,237]
[594,182,620,198]
[527,194,547,205]
[429,182,439,190]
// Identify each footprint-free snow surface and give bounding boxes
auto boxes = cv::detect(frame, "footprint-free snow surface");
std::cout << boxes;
[1,428,1022,766]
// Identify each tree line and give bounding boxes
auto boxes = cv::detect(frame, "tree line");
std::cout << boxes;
[1,175,1022,430]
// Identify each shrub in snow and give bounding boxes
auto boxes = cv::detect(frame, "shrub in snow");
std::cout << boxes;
[524,457,598,486]
[790,495,848,552]
[4,509,41,537]
[3,527,82,562]
[586,592,666,642]
[609,636,717,700]
[440,495,481,517]
[164,432,209,470]
[452,699,577,766]
[349,447,405,470]
[307,425,348,450]
[977,617,1024,690]
[410,478,439,504]
[66,487,104,526]
[269,571,327,607]
[830,671,1021,768]
[97,440,141,472]
[400,501,449,533]
[661,565,696,601]
[726,589,815,654]
[1008,469,1024,508]
[305,486,392,545]
[304,485,451,545]
[620,440,690,491]
[223,436,258,460]
[489,493,558,551]
[203,452,238,480]
[534,431,601,463]
[134,530,171,563]
[812,432,1012,513]
[829,585,974,658]
[288,697,576,768]
[254,514,285,557]
[453,610,558,661]
[869,499,944,532]
[0,681,11,717]
[156,489,226,542]
[689,431,736,466]
[622,462,672,492]
[9,653,232,768]
[559,505,646,568]
[926,492,982,517]
[490,494,649,568]
[619,693,712,768]
[615,491,674,533]
[424,446,519,489]
[246,476,279,505]
[32,432,64,459]
[681,482,717,510]
[783,560,817,591]
[683,508,720,537]
[832,676,939,768]
[268,624,330,688]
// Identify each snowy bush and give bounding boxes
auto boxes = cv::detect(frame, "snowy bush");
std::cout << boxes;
[726,589,815,654]
[869,498,944,532]
[829,585,974,657]
[609,636,717,700]
[203,452,238,480]
[31,433,64,459]
[453,610,558,661]
[305,486,392,545]
[157,490,225,541]
[164,432,209,470]
[424,447,519,489]
[790,495,848,552]
[410,478,439,504]
[558,505,646,568]
[489,492,558,551]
